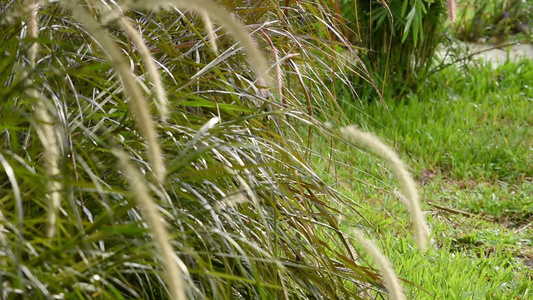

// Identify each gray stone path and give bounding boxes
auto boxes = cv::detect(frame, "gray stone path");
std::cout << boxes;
[438,42,533,67]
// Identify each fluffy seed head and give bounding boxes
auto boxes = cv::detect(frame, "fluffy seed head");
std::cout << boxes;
[200,10,218,55]
[120,17,170,122]
[68,4,166,183]
[352,229,405,300]
[341,125,430,252]
[115,149,185,300]
[448,0,456,23]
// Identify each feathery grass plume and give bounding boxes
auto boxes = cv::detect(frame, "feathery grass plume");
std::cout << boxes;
[67,4,166,183]
[25,0,39,67]
[134,0,275,91]
[341,125,430,252]
[35,101,63,238]
[0,207,5,245]
[447,0,456,23]
[119,17,170,121]
[0,156,12,263]
[25,0,63,237]
[260,29,284,107]
[352,229,406,300]
[114,149,185,300]
[200,10,218,55]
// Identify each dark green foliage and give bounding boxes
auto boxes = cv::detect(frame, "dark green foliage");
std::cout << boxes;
[340,0,447,100]
[454,0,533,43]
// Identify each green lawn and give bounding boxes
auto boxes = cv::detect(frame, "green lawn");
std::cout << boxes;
[312,59,533,298]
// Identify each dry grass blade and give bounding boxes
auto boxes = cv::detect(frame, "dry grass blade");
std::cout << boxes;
[260,29,284,106]
[67,4,166,183]
[114,149,186,300]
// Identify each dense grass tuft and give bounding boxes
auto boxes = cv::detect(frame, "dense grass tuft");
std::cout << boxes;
[0,0,429,298]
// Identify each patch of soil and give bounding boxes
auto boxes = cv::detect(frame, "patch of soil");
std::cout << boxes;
[517,246,533,272]
[417,168,438,186]
[496,213,533,229]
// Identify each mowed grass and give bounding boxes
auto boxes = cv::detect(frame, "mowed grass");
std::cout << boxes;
[311,59,533,298]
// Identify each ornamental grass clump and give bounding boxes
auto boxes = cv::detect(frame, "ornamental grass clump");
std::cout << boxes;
[0,0,429,298]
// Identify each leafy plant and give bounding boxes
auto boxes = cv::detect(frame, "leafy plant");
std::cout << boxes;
[454,0,533,43]
[339,0,447,100]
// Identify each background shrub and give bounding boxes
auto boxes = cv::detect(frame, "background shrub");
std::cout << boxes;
[339,0,447,101]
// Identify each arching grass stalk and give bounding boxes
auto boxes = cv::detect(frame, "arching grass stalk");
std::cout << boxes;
[448,0,456,22]
[135,0,275,91]
[67,4,166,183]
[341,125,430,252]
[200,10,218,55]
[119,17,170,122]
[25,0,63,238]
[352,229,405,300]
[114,149,186,300]
[35,101,62,238]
